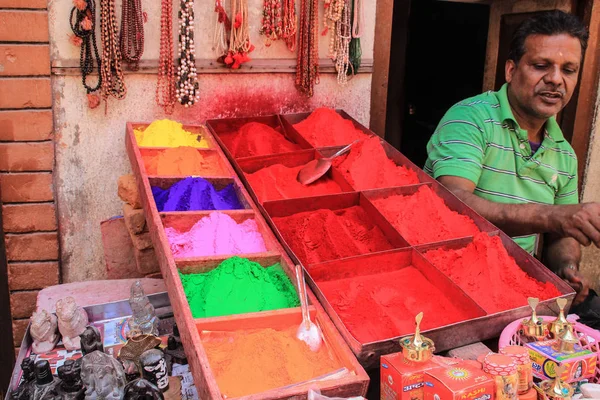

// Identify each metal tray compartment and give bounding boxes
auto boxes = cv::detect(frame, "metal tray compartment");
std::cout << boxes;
[236,149,355,204]
[159,210,282,264]
[206,114,313,161]
[262,192,410,266]
[138,147,231,178]
[304,248,487,369]
[361,182,498,247]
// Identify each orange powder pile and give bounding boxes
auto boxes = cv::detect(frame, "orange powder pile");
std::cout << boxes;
[293,108,368,147]
[142,147,228,176]
[372,185,480,245]
[332,137,420,189]
[201,327,343,397]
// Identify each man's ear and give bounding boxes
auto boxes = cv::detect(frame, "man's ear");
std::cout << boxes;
[505,59,516,83]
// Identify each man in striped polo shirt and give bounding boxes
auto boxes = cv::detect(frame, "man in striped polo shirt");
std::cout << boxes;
[425,11,597,309]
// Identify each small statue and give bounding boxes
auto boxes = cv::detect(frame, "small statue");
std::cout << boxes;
[56,297,89,351]
[128,281,159,337]
[119,334,162,380]
[56,360,84,400]
[31,360,60,400]
[139,349,169,392]
[79,326,103,356]
[123,379,164,400]
[80,351,126,400]
[164,336,187,366]
[11,357,36,400]
[30,309,59,354]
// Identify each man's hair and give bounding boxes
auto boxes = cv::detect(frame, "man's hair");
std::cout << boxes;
[508,10,589,63]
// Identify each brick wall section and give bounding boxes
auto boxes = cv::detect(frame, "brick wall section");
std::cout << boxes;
[0,5,58,348]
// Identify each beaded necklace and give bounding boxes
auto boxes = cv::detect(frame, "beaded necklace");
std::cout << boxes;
[224,0,253,69]
[260,0,282,46]
[335,0,351,84]
[348,0,362,74]
[213,0,230,58]
[100,0,127,101]
[295,0,318,96]
[156,0,175,113]
[70,0,102,108]
[119,0,144,71]
[176,0,199,107]
[324,0,343,58]
[282,0,296,51]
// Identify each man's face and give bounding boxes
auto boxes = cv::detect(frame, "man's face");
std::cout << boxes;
[505,33,582,120]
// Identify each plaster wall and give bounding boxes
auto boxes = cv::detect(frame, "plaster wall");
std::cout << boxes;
[48,0,377,282]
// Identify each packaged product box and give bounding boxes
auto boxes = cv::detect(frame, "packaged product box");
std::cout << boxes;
[380,353,457,400]
[423,362,495,400]
[525,339,596,383]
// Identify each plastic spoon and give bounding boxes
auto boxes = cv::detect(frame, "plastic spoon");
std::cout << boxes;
[295,264,322,352]
[296,140,359,185]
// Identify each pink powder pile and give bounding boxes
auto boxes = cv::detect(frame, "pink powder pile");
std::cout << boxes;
[165,212,267,258]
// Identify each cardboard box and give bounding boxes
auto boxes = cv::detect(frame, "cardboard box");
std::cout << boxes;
[381,353,457,400]
[526,339,596,383]
[424,363,495,400]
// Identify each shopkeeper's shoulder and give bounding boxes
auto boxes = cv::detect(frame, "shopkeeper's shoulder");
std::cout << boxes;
[437,90,503,138]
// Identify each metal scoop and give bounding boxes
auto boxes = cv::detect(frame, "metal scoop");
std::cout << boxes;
[297,140,359,185]
[295,264,322,352]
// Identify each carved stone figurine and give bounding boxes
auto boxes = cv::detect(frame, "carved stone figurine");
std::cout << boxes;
[79,326,103,356]
[11,357,36,400]
[123,379,164,400]
[80,351,126,400]
[56,359,84,400]
[31,360,60,400]
[56,297,89,351]
[30,309,59,354]
[139,349,169,392]
[128,281,158,337]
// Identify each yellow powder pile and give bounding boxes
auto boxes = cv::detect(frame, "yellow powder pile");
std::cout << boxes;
[134,119,210,148]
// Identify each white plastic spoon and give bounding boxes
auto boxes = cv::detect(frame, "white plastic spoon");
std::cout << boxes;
[295,264,322,352]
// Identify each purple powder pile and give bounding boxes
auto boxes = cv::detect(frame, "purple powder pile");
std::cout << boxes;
[152,177,243,212]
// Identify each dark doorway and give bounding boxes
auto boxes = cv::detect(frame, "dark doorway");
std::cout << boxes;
[385,0,490,168]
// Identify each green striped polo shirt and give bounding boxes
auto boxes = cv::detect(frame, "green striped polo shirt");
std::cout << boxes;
[424,83,578,254]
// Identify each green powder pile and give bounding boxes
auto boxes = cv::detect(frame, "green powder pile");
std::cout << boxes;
[179,256,300,318]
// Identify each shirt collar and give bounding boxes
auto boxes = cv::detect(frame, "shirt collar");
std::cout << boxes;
[496,83,565,143]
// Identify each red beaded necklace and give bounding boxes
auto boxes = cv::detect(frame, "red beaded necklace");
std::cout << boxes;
[100,0,127,102]
[156,0,175,113]
[296,0,318,96]
[282,0,296,51]
[119,0,144,71]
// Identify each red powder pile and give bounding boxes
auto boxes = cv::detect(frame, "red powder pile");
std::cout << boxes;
[332,137,419,189]
[142,147,228,176]
[293,108,368,147]
[317,266,473,342]
[220,122,301,158]
[246,163,343,202]
[424,232,562,313]
[272,206,393,265]
[372,185,480,245]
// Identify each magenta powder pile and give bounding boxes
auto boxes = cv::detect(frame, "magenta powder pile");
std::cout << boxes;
[166,212,267,258]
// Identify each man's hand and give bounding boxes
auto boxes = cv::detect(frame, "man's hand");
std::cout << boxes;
[549,203,600,247]
[558,266,590,306]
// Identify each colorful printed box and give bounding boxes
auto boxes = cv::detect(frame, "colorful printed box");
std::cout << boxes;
[525,339,596,383]
[424,363,495,400]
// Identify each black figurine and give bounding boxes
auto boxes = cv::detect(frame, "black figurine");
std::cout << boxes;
[11,357,36,400]
[164,336,187,366]
[79,326,103,355]
[139,349,169,392]
[56,360,84,400]
[31,361,60,400]
[123,379,164,400]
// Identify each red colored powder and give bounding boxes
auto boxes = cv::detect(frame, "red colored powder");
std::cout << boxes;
[424,232,562,313]
[272,206,394,265]
[372,185,480,245]
[201,326,343,397]
[293,108,368,147]
[220,122,301,158]
[142,147,228,176]
[246,163,343,202]
[332,137,419,189]
[317,266,473,342]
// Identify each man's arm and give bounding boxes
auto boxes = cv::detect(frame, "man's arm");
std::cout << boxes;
[438,175,600,247]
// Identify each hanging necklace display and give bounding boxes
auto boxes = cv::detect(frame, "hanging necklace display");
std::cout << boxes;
[213,0,231,58]
[100,0,127,102]
[323,0,343,58]
[349,0,362,74]
[176,0,199,107]
[119,0,144,71]
[260,0,282,46]
[334,0,351,84]
[295,0,319,96]
[156,0,176,113]
[224,0,254,69]
[282,0,296,51]
[70,0,102,109]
